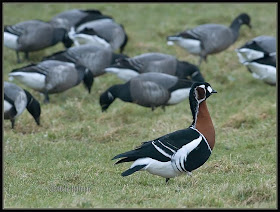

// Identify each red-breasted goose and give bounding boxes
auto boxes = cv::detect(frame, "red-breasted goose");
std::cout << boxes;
[100,72,196,112]
[167,13,251,66]
[105,52,205,82]
[8,60,93,103]
[112,82,217,182]
[4,81,41,129]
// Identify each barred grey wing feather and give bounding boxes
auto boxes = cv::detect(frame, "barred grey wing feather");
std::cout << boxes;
[187,24,234,54]
[130,79,170,107]
[44,64,79,93]
[135,72,178,90]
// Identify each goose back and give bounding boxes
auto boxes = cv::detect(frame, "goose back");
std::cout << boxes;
[181,24,235,55]
[66,44,113,76]
[127,53,177,75]
[76,19,127,51]
[129,73,179,107]
[37,60,84,93]
[50,9,112,31]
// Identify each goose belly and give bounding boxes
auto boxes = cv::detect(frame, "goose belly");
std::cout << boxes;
[173,38,201,55]
[9,72,46,91]
[4,32,19,50]
[245,62,276,85]
[131,158,181,178]
[236,48,265,63]
[168,88,191,105]
[105,68,139,81]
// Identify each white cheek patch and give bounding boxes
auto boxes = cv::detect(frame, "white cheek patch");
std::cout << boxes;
[207,86,213,93]
[198,85,205,89]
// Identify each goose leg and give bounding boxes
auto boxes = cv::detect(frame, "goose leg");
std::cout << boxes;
[198,57,203,67]
[16,51,21,63]
[43,92,50,104]
[24,52,29,60]
[11,118,15,129]
[166,178,170,183]
[161,105,166,112]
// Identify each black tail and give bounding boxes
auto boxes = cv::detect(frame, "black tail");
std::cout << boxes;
[112,149,139,161]
[10,64,45,75]
[121,165,146,177]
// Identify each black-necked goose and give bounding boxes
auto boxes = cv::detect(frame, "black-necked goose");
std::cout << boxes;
[42,44,128,78]
[112,82,217,182]
[8,60,93,103]
[4,81,41,129]
[4,20,72,63]
[100,72,195,112]
[105,52,205,82]
[235,36,276,63]
[68,18,128,53]
[235,36,276,85]
[49,9,112,31]
[167,13,251,66]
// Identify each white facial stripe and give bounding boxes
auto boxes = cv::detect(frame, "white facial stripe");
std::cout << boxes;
[108,91,114,100]
[207,86,213,93]
[198,85,205,89]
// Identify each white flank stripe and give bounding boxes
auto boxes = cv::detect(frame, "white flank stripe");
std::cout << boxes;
[152,141,172,158]
[190,126,212,152]
[157,140,176,154]
[171,135,202,172]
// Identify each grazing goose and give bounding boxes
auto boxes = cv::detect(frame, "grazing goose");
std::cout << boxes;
[105,52,205,82]
[235,36,276,85]
[4,20,72,63]
[243,55,276,85]
[69,18,128,53]
[235,36,276,63]
[100,72,195,112]
[49,9,112,31]
[112,82,217,183]
[4,81,41,129]
[167,13,251,66]
[8,60,93,103]
[42,44,128,78]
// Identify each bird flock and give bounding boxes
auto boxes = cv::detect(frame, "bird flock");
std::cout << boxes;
[4,8,276,183]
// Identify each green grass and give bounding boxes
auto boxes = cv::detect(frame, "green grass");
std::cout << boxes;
[3,3,277,209]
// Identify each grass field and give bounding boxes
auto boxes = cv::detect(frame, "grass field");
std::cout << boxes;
[3,3,277,209]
